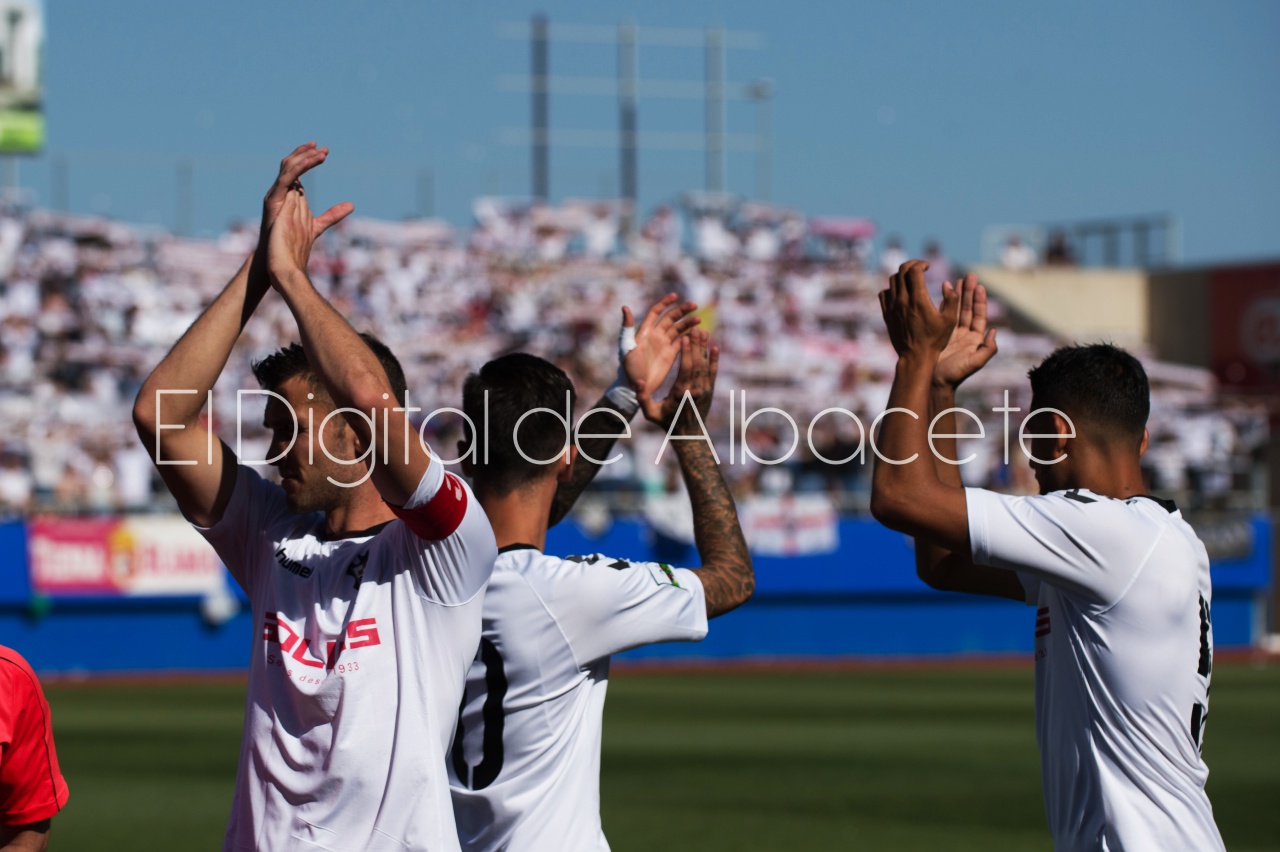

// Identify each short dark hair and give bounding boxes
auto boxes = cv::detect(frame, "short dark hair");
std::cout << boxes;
[251,333,408,407]
[1028,343,1149,448]
[462,353,576,496]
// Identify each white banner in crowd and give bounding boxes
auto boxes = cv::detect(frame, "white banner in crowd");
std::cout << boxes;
[644,492,840,557]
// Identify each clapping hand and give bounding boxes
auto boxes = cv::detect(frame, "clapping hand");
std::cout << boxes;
[639,329,719,433]
[934,274,998,389]
[620,293,701,398]
[878,260,960,361]
[268,190,323,283]
[260,142,353,248]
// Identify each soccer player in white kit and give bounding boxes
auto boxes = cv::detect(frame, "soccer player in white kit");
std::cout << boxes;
[871,262,1224,851]
[133,145,497,851]
[447,317,754,852]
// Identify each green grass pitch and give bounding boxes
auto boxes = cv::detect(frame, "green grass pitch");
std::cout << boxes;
[42,662,1280,851]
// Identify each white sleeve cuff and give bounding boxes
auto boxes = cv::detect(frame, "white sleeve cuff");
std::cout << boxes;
[402,453,446,510]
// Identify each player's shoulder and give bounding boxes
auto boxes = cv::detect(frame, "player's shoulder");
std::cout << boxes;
[497,550,628,577]
[1036,488,1174,514]
[0,643,36,675]
[0,644,41,701]
[561,553,690,590]
[1035,488,1177,539]
[562,552,642,571]
[508,551,683,588]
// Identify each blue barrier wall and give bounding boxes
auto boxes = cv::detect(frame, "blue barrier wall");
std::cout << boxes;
[0,514,1270,673]
[552,515,1270,661]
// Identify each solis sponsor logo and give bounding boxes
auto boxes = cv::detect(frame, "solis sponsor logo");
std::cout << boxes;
[263,612,381,670]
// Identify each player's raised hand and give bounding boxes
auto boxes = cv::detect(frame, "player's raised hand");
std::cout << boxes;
[638,329,719,432]
[267,190,317,283]
[878,259,959,359]
[260,142,354,244]
[934,274,998,388]
[620,293,701,397]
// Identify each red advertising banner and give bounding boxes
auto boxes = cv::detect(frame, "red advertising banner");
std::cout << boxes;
[29,515,225,597]
[1210,262,1280,393]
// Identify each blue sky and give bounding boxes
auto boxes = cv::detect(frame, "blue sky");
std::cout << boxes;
[30,0,1280,264]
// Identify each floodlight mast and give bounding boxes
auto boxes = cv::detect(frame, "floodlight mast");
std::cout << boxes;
[531,15,550,202]
[619,21,638,205]
[705,27,725,195]
[504,18,764,203]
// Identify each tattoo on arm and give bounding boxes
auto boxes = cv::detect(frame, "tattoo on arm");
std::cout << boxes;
[675,436,754,618]
[547,398,633,528]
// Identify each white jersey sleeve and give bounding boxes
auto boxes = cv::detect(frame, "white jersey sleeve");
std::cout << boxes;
[542,553,708,668]
[383,454,496,605]
[966,487,1166,609]
[192,464,294,599]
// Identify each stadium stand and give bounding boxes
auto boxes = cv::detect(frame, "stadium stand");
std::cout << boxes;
[0,199,1265,519]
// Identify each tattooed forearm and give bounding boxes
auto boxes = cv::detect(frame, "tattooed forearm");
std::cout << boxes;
[547,397,634,528]
[674,433,754,618]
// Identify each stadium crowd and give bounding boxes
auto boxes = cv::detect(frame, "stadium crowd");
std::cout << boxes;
[0,198,1265,516]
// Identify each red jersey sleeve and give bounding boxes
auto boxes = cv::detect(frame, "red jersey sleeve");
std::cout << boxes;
[0,648,69,825]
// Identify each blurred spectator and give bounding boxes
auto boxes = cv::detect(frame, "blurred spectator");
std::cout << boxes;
[693,214,739,262]
[922,240,952,300]
[879,236,907,275]
[581,204,619,259]
[1001,235,1038,270]
[637,205,682,262]
[0,450,31,514]
[1045,230,1075,266]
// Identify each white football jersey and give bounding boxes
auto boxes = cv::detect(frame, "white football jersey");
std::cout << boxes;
[196,456,497,852]
[448,547,708,852]
[967,487,1224,852]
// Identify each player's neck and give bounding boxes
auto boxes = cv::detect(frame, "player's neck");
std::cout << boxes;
[322,483,397,538]
[1062,443,1148,501]
[476,481,557,552]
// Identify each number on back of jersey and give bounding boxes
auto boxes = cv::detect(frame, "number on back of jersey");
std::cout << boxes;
[1191,594,1213,752]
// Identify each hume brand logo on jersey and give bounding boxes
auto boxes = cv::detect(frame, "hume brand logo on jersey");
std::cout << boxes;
[263,612,381,670]
[274,546,313,579]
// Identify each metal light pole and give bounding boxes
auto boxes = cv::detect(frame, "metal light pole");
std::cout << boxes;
[704,27,726,193]
[748,78,773,202]
[531,14,550,200]
[618,20,638,205]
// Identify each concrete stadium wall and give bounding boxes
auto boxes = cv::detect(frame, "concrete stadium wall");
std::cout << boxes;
[972,265,1150,347]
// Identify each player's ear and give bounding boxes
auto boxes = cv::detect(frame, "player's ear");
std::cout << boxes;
[1049,411,1074,462]
[556,445,578,483]
[1138,428,1149,457]
[458,440,474,478]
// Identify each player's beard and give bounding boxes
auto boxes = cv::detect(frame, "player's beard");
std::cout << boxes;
[279,429,370,514]
[283,469,357,514]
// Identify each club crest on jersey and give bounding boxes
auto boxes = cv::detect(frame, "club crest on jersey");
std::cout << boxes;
[347,550,369,589]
